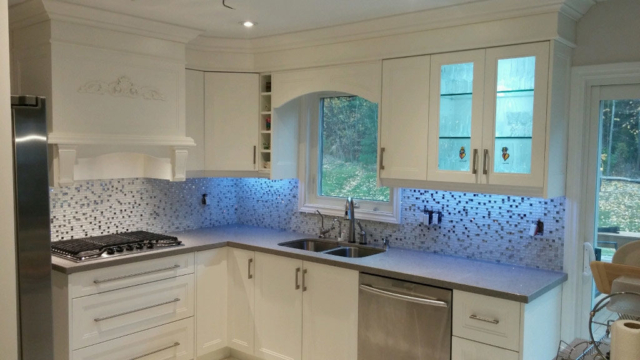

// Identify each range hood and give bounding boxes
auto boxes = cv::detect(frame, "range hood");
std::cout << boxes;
[9,0,203,186]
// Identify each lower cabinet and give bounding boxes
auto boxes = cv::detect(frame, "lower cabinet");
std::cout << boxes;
[301,261,358,360]
[196,248,228,357]
[452,336,519,360]
[254,252,304,360]
[72,318,194,360]
[252,253,359,360]
[228,248,256,355]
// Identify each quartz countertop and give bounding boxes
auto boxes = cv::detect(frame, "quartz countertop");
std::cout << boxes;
[51,224,567,303]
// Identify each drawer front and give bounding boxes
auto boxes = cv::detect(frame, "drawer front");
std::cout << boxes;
[72,274,194,349]
[72,317,194,360]
[69,253,195,298]
[453,290,521,351]
[452,337,519,360]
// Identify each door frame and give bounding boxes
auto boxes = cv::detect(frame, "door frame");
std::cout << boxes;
[563,62,640,340]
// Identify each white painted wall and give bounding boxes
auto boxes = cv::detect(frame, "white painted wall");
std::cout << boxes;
[573,0,640,66]
[0,0,19,359]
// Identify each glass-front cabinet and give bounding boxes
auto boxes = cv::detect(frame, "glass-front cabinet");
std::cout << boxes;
[426,43,550,188]
[427,50,485,183]
[482,43,549,187]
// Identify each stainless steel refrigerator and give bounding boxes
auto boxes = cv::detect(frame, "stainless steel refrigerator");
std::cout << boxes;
[11,95,53,360]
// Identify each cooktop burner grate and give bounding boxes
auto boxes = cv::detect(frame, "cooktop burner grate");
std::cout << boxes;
[51,231,182,262]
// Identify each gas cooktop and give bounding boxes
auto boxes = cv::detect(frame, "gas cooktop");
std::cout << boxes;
[51,231,182,262]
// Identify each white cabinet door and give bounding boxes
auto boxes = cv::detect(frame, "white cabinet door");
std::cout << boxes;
[380,56,430,181]
[254,252,303,360]
[452,337,519,360]
[302,262,358,360]
[481,42,549,187]
[195,248,227,357]
[227,248,255,354]
[427,50,486,184]
[205,72,259,171]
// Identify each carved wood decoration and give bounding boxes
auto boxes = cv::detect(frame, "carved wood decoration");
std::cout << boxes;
[78,76,166,101]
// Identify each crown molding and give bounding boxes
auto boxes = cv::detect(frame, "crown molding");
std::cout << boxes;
[10,0,204,44]
[187,0,595,61]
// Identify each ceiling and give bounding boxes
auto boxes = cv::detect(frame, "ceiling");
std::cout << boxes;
[42,0,490,39]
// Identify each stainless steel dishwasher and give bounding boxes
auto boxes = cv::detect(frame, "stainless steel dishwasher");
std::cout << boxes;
[359,273,452,360]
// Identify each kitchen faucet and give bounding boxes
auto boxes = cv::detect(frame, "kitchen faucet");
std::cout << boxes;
[344,197,356,243]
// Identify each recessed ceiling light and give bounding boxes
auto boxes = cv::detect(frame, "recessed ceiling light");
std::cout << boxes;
[243,21,255,28]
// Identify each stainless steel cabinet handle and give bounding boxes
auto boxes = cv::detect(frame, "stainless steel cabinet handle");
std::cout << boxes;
[93,265,180,284]
[295,267,301,290]
[302,269,308,292]
[469,314,500,325]
[360,284,448,308]
[129,342,180,360]
[472,149,478,174]
[94,298,180,322]
[483,149,489,175]
[379,147,385,171]
[253,146,257,165]
[248,258,253,279]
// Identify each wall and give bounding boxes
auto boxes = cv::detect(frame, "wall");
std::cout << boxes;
[573,0,640,66]
[236,179,565,271]
[50,178,237,241]
[0,0,19,358]
[51,177,566,272]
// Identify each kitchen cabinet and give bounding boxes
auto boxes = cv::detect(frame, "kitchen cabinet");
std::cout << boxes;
[383,41,570,198]
[302,261,358,360]
[204,72,260,172]
[227,248,256,354]
[380,55,430,181]
[196,248,228,357]
[427,49,486,184]
[452,286,562,360]
[254,252,303,360]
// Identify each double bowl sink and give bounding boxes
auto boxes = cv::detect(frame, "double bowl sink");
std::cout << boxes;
[278,239,385,258]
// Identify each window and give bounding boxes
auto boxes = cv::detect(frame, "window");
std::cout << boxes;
[300,93,400,223]
[319,96,389,202]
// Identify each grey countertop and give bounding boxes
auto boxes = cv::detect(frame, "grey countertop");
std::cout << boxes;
[51,224,567,303]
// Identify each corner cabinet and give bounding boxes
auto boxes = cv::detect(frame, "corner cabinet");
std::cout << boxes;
[204,72,260,172]
[382,41,571,198]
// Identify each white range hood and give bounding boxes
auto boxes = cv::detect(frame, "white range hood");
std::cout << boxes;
[9,0,202,186]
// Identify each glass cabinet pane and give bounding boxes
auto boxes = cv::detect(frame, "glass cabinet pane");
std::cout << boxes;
[493,56,535,174]
[438,62,473,172]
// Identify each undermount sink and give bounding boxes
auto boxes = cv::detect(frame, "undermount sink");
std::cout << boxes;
[278,239,340,252]
[278,239,385,258]
[323,246,386,258]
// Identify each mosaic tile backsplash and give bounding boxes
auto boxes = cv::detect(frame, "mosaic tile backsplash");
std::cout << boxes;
[50,177,565,271]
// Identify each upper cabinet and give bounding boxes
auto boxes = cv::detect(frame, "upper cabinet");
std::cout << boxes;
[380,56,430,181]
[204,72,260,172]
[381,41,570,198]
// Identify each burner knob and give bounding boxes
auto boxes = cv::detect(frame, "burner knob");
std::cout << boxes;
[106,248,115,255]
[115,246,124,253]
[146,243,154,249]
[125,245,134,251]
[135,243,144,250]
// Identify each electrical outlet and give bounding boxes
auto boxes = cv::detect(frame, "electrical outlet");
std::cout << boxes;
[423,213,429,226]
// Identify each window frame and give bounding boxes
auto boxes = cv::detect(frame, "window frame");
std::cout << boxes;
[297,92,401,224]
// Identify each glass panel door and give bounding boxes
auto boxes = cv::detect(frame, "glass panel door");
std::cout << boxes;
[584,84,640,341]
[493,56,535,174]
[427,50,485,183]
[482,43,549,187]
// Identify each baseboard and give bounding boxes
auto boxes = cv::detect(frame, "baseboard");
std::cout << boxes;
[197,347,231,360]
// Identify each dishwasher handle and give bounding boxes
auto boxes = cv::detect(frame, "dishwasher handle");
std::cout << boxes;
[360,284,448,308]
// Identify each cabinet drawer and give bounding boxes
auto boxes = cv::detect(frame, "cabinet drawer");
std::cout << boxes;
[72,317,194,360]
[72,274,194,349]
[452,337,519,360]
[453,290,521,351]
[69,253,194,298]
